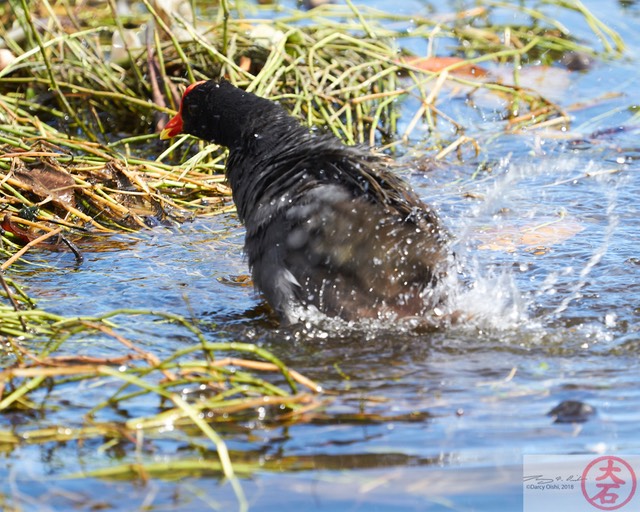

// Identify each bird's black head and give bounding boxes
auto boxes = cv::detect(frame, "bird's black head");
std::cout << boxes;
[160,79,281,148]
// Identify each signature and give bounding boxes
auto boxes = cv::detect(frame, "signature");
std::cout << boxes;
[523,474,586,485]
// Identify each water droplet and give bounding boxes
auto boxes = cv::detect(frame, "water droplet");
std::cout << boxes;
[604,313,616,327]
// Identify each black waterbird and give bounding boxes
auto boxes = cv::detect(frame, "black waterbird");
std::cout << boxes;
[161,80,452,325]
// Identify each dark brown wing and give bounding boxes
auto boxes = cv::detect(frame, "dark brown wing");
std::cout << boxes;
[248,181,450,323]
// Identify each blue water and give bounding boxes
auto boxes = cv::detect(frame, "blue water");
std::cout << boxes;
[2,0,640,510]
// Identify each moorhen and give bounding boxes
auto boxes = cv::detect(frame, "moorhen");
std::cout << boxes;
[161,80,452,325]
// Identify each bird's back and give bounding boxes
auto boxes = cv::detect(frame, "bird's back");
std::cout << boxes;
[227,126,451,323]
[167,79,452,324]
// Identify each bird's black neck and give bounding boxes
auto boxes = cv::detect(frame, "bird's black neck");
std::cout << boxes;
[225,115,318,224]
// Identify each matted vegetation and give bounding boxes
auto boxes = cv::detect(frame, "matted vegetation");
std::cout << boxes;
[0,0,625,509]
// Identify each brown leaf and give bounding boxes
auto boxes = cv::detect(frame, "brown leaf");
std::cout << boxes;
[398,56,488,78]
[239,55,252,72]
[14,163,76,208]
[476,226,520,252]
[477,217,585,253]
[1,214,35,244]
[492,65,572,103]
[520,220,584,246]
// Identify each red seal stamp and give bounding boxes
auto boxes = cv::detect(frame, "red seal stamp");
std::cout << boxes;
[581,456,637,510]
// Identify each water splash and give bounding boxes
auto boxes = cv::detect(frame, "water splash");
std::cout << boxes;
[221,154,624,339]
[438,154,623,335]
[446,264,529,331]
[550,180,619,318]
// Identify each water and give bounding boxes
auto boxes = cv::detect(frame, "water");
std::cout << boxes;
[3,0,640,510]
